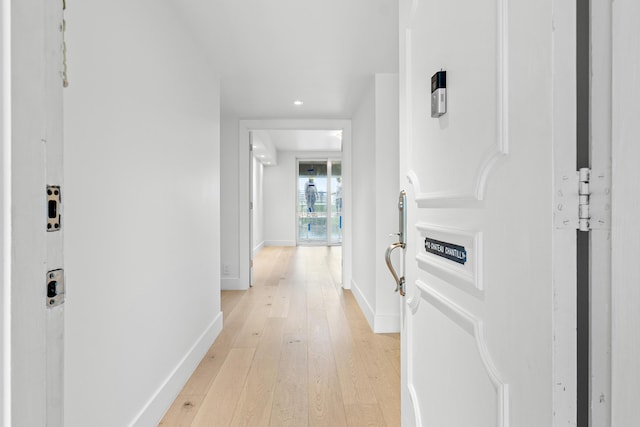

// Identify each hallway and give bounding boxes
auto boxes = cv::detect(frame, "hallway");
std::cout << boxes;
[160,247,400,426]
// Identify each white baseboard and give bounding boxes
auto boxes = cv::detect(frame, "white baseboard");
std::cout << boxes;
[221,277,249,290]
[130,312,223,427]
[253,241,265,257]
[350,279,375,331]
[373,313,400,333]
[350,280,400,333]
[264,240,296,247]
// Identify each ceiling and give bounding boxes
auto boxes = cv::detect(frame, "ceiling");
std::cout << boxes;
[171,0,398,118]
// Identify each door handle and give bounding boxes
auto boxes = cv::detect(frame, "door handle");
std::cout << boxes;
[385,190,407,296]
[385,241,406,296]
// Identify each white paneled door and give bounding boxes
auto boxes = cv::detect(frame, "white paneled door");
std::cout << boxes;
[397,0,577,425]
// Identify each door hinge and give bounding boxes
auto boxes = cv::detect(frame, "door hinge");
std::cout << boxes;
[578,168,590,231]
[555,168,610,231]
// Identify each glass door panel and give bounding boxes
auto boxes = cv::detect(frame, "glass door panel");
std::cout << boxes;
[298,161,328,244]
[329,161,342,244]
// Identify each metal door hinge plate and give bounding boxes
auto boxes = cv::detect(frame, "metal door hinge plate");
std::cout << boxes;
[554,168,610,231]
[588,169,611,230]
[554,172,579,229]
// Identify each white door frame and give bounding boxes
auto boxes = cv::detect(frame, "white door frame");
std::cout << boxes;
[589,0,613,424]
[611,0,640,424]
[2,0,65,426]
[1,1,10,423]
[238,119,352,289]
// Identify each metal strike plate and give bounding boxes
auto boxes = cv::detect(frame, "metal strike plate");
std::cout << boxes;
[46,269,65,308]
[47,185,61,232]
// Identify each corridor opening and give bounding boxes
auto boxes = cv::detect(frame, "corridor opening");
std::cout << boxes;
[239,120,353,292]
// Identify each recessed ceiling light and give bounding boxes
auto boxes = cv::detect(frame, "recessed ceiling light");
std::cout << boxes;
[258,155,265,158]
[293,100,304,106]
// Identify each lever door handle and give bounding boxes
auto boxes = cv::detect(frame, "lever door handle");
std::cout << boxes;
[385,241,406,296]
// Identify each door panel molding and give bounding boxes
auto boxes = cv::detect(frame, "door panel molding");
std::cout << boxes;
[407,279,509,426]
[415,222,483,297]
[405,0,509,206]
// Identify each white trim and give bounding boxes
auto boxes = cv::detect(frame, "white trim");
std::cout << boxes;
[611,0,640,424]
[373,314,400,334]
[221,277,246,291]
[252,241,264,258]
[264,240,296,247]
[589,0,612,423]
[350,279,375,330]
[130,312,223,427]
[1,0,11,423]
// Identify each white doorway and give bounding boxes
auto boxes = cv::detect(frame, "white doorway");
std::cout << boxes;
[239,120,353,290]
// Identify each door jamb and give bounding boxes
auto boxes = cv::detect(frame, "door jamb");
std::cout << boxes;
[588,0,613,423]
[1,0,10,422]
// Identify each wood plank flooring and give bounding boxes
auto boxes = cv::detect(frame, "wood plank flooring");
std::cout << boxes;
[159,246,400,427]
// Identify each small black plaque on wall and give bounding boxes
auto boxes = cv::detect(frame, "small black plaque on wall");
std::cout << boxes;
[424,237,467,265]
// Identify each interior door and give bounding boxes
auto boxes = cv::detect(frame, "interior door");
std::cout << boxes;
[398,0,576,425]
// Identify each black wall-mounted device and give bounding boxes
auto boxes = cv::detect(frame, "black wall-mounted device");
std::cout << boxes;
[431,70,447,118]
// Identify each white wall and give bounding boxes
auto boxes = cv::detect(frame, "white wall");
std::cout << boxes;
[264,151,297,246]
[220,114,241,289]
[252,155,264,254]
[63,2,222,426]
[263,151,342,246]
[351,77,377,317]
[373,74,400,327]
[351,74,400,333]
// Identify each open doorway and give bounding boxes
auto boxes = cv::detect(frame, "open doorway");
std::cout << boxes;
[242,121,351,291]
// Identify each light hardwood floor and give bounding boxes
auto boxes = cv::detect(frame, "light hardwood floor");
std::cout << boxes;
[159,246,400,427]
